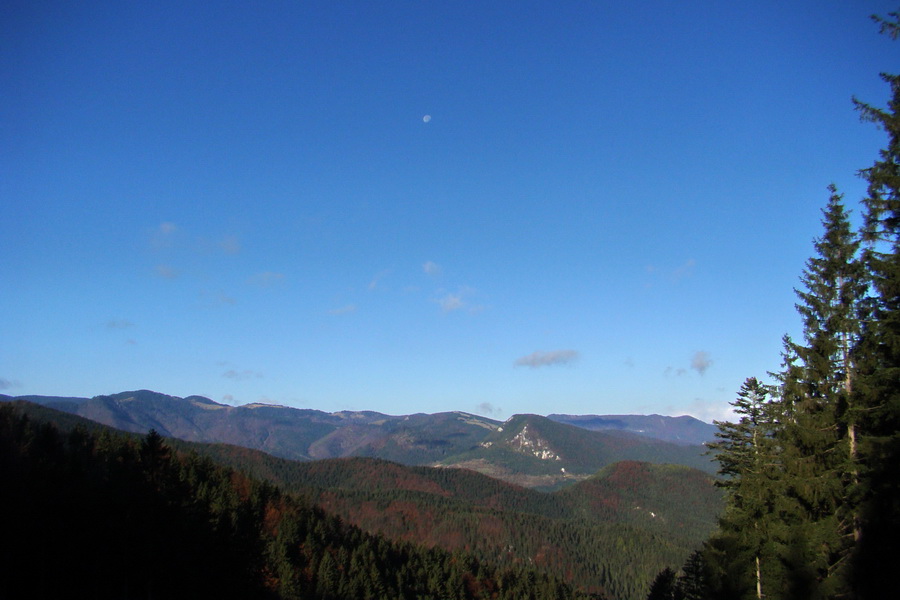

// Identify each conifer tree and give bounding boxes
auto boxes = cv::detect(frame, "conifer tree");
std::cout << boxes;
[646,567,679,600]
[676,550,706,600]
[851,10,900,597]
[774,186,865,596]
[707,377,779,600]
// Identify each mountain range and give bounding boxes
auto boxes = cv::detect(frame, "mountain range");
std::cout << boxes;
[1,390,717,489]
[2,397,723,600]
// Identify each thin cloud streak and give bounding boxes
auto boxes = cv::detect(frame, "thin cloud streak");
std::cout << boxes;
[514,349,580,368]
[222,369,263,381]
[328,304,357,315]
[249,271,285,286]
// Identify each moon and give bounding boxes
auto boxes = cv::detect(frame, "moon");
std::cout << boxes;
[422,115,431,123]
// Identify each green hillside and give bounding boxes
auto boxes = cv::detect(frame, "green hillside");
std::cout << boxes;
[0,392,714,490]
[0,402,595,600]
[4,400,722,600]
[220,443,722,599]
[442,414,716,489]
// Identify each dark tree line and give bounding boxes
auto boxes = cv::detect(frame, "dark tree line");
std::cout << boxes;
[0,404,598,600]
[648,10,900,600]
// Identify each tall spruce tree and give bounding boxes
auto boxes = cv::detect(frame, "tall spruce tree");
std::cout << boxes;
[775,185,865,598]
[851,10,900,598]
[687,11,900,600]
[707,377,780,600]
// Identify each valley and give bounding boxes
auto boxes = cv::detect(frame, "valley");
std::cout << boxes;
[0,393,723,599]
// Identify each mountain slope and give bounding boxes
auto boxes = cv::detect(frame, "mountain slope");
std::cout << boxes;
[5,399,721,600]
[548,413,718,446]
[442,414,716,489]
[0,392,715,489]
[0,401,592,600]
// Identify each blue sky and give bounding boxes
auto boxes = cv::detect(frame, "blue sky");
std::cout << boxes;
[2,1,897,421]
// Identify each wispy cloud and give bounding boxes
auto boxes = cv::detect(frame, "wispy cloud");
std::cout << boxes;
[218,293,237,305]
[249,271,285,287]
[438,293,465,312]
[368,269,391,291]
[328,304,357,315]
[664,366,689,377]
[199,290,237,306]
[155,264,179,279]
[106,319,135,330]
[644,258,697,287]
[665,397,734,423]
[423,261,442,276]
[219,235,241,255]
[435,286,482,313]
[514,349,580,368]
[691,350,712,375]
[476,401,503,417]
[222,369,263,381]
[664,350,713,377]
[672,258,696,282]
[0,378,21,391]
[150,222,180,251]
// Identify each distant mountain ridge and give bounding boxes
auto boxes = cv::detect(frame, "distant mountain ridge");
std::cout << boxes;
[3,399,723,600]
[0,390,717,487]
[547,413,718,446]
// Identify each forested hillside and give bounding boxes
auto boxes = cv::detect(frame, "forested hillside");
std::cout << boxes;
[0,403,598,600]
[2,400,721,600]
[650,12,900,600]
[245,456,721,600]
[0,391,716,489]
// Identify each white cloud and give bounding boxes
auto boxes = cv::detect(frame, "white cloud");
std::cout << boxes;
[677,397,735,423]
[439,293,465,312]
[328,304,357,315]
[423,261,442,276]
[691,350,713,375]
[514,349,580,368]
[435,286,482,313]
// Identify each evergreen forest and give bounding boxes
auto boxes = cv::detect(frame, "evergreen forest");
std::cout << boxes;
[0,404,597,600]
[646,11,900,600]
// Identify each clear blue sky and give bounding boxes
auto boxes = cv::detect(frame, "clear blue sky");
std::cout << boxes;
[2,1,897,421]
